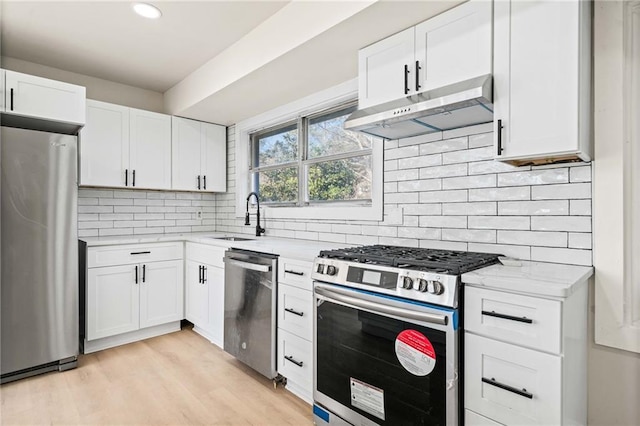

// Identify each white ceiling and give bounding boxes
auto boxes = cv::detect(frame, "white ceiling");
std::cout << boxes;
[0,0,465,125]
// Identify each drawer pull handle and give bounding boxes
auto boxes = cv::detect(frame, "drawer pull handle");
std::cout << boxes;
[285,270,304,276]
[482,377,533,399]
[481,310,533,324]
[130,251,151,255]
[284,355,304,367]
[284,307,304,317]
[142,264,146,283]
[135,265,139,284]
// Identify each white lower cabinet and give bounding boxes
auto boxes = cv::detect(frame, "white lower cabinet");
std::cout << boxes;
[463,283,588,425]
[84,242,184,352]
[276,257,314,403]
[185,243,226,348]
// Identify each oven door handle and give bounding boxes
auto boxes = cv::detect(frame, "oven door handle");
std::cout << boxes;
[315,285,449,326]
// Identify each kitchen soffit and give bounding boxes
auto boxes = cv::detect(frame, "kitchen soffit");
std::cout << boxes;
[0,1,466,125]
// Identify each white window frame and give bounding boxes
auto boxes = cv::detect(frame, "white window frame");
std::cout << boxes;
[594,0,640,354]
[235,79,383,221]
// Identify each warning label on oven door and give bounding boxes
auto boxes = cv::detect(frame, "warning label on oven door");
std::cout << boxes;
[350,377,385,420]
[395,329,436,376]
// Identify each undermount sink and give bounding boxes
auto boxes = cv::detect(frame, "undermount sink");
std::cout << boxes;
[209,236,254,242]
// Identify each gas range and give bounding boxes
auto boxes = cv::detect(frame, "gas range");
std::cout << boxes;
[311,245,501,308]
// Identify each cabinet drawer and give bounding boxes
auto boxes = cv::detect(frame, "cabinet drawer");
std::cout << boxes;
[186,242,226,268]
[465,410,503,426]
[465,286,562,354]
[465,333,561,426]
[277,329,312,392]
[278,284,313,340]
[278,258,313,290]
[88,242,183,268]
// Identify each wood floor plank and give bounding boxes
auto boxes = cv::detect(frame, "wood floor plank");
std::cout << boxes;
[0,328,313,425]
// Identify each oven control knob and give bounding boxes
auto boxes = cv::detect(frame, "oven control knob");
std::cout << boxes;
[316,263,325,274]
[428,280,445,295]
[416,279,428,292]
[402,277,413,289]
[326,265,338,276]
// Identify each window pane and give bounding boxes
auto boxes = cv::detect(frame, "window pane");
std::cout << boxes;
[254,167,298,204]
[308,107,374,159]
[253,123,298,167]
[308,155,372,202]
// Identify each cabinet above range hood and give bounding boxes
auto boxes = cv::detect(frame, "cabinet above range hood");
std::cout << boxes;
[344,74,493,140]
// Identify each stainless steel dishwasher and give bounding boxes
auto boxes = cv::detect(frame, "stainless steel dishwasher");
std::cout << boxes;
[223,249,278,379]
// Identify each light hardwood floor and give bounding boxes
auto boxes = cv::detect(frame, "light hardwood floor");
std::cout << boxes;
[0,328,313,425]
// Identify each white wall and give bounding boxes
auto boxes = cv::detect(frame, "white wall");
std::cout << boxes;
[1,56,164,112]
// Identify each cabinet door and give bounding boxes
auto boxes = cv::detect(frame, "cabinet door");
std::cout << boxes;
[185,260,209,328]
[358,27,415,109]
[278,284,313,340]
[206,264,225,348]
[201,122,226,192]
[87,265,139,340]
[415,0,492,92]
[80,100,130,187]
[130,108,172,190]
[465,333,562,425]
[171,116,202,191]
[139,260,184,329]
[494,0,582,161]
[4,70,85,125]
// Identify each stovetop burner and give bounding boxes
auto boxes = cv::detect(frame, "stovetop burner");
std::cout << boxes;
[318,245,501,275]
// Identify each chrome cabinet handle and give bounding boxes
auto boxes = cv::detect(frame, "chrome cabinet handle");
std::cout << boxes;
[482,377,533,399]
[284,355,303,367]
[481,310,532,324]
[315,285,448,325]
[284,307,304,317]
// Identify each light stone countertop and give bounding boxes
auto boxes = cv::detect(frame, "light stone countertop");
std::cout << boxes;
[79,232,352,262]
[461,259,594,298]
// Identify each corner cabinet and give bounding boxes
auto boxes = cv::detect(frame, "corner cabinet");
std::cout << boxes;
[185,243,226,348]
[358,0,492,109]
[2,69,85,126]
[172,117,226,192]
[80,100,171,189]
[83,242,184,353]
[493,0,592,165]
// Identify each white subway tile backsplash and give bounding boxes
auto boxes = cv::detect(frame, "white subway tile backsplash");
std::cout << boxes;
[419,137,467,155]
[498,169,569,187]
[386,145,420,160]
[468,132,493,148]
[398,153,441,169]
[398,227,441,240]
[420,190,467,203]
[419,240,468,251]
[386,192,420,204]
[531,183,591,200]
[497,230,567,247]
[99,198,133,206]
[385,169,420,182]
[442,229,496,243]
[531,216,591,232]
[443,122,492,138]
[401,132,443,147]
[442,174,496,190]
[468,160,524,175]
[468,187,530,201]
[530,247,592,266]
[443,202,496,216]
[468,243,531,260]
[398,179,442,192]
[570,166,592,182]
[401,203,442,215]
[468,216,530,230]
[569,233,592,249]
[570,199,592,216]
[403,216,419,226]
[420,216,467,229]
[498,200,569,216]
[419,163,467,179]
[442,146,494,164]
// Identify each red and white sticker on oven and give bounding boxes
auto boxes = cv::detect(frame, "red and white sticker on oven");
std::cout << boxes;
[394,329,436,376]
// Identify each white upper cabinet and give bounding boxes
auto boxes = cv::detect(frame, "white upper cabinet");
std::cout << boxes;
[357,0,492,110]
[493,0,592,164]
[80,100,172,189]
[415,0,492,92]
[80,100,130,187]
[129,108,172,190]
[3,69,85,125]
[172,116,226,192]
[358,28,415,109]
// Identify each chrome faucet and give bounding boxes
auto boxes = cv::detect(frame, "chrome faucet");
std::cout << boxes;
[245,192,265,237]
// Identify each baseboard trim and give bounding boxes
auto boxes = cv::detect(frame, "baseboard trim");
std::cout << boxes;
[83,322,181,354]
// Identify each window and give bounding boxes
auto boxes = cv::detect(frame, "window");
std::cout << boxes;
[249,104,377,206]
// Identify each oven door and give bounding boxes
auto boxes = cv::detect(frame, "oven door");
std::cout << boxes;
[313,283,459,426]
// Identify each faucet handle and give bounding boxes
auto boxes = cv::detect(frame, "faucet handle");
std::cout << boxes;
[244,211,251,226]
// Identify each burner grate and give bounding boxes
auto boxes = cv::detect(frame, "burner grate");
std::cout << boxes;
[319,245,501,275]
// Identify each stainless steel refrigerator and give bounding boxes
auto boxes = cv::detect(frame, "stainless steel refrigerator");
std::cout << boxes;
[1,126,79,383]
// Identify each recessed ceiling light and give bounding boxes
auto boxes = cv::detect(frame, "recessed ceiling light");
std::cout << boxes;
[133,3,162,19]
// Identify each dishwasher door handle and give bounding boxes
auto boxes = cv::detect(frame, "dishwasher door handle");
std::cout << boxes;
[315,285,448,326]
[223,257,272,273]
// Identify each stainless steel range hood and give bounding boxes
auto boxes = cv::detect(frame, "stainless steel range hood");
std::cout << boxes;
[344,74,493,140]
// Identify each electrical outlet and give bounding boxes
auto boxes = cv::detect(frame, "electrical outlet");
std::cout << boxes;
[196,210,203,220]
